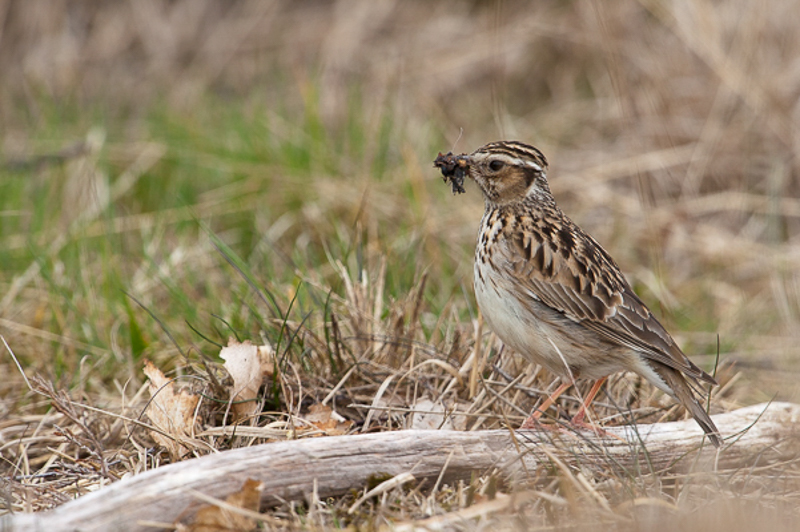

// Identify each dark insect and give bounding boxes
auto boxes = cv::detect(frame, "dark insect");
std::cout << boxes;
[433,151,469,195]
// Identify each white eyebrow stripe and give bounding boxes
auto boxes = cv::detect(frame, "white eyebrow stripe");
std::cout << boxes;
[470,150,544,173]
[512,157,542,171]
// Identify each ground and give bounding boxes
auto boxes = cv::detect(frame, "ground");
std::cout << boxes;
[1,1,800,530]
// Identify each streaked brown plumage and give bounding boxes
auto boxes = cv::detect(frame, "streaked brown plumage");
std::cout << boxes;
[435,141,722,447]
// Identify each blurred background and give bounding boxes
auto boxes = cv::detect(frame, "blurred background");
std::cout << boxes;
[3,0,800,525]
[2,0,800,431]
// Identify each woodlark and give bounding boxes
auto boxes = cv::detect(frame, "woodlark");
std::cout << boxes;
[434,141,722,447]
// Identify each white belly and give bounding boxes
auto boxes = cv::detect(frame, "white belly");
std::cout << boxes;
[473,258,639,381]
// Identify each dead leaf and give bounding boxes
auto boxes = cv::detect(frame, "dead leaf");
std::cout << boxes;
[299,403,354,437]
[143,360,200,460]
[179,478,264,532]
[408,398,467,431]
[219,339,275,422]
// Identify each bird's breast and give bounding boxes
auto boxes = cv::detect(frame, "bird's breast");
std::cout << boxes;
[473,245,636,381]
[474,256,563,372]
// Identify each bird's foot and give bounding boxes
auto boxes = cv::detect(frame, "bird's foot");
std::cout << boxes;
[519,412,544,430]
[568,416,627,443]
[569,417,611,438]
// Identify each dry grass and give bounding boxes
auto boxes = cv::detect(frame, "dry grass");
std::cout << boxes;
[2,0,800,530]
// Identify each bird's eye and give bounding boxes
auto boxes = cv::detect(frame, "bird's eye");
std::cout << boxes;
[488,160,505,172]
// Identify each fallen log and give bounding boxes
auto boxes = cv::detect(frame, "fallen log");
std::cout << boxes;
[4,402,799,532]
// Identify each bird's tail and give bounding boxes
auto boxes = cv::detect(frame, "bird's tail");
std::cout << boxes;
[655,365,723,448]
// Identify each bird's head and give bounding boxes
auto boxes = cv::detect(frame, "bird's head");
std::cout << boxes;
[435,141,552,206]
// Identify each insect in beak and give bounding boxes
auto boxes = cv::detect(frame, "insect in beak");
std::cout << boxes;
[433,152,470,195]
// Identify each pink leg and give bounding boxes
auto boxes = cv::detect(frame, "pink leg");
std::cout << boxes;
[520,381,572,429]
[571,376,607,426]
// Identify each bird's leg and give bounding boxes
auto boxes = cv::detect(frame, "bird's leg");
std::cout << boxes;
[570,376,607,426]
[520,381,572,429]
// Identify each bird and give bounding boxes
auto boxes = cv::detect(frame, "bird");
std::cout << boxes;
[434,140,722,447]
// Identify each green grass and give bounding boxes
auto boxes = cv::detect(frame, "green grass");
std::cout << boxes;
[0,90,463,388]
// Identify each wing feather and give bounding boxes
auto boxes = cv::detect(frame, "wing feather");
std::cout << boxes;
[497,216,716,385]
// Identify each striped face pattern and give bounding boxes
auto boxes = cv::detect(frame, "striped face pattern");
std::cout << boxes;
[434,140,722,447]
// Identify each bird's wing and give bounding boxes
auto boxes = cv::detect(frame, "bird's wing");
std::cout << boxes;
[495,219,715,385]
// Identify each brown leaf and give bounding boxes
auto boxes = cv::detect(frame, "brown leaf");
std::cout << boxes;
[143,360,200,460]
[300,403,354,437]
[219,339,275,422]
[180,478,264,532]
